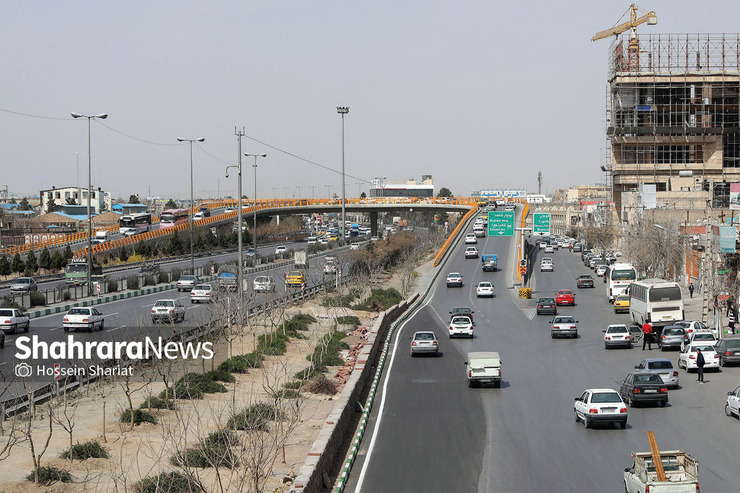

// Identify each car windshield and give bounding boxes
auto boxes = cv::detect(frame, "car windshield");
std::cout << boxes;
[693,334,715,341]
[479,283,492,288]
[647,361,674,370]
[692,345,714,352]
[607,326,628,333]
[414,333,435,341]
[664,328,684,336]
[452,317,471,325]
[558,290,572,295]
[68,308,89,315]
[539,298,554,303]
[448,274,461,278]
[725,340,740,348]
[616,296,629,302]
[193,285,210,290]
[156,301,174,307]
[255,277,270,283]
[180,276,196,281]
[591,392,621,403]
[554,317,575,323]
[15,279,31,284]
[579,276,592,280]
[634,374,663,384]
[0,310,14,316]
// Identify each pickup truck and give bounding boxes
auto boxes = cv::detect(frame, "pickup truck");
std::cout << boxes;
[217,265,238,291]
[624,450,699,493]
[323,256,337,274]
[465,351,502,388]
[481,254,498,272]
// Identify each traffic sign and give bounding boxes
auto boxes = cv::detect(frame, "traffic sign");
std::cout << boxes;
[519,265,527,276]
[533,212,551,235]
[488,211,515,237]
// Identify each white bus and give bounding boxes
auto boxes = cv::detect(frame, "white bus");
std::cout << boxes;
[629,279,685,328]
[119,212,152,236]
[605,263,638,302]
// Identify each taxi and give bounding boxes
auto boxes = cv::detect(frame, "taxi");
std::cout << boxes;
[285,270,306,287]
[613,294,630,314]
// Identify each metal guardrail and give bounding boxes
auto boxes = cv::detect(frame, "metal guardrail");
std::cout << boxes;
[0,274,352,420]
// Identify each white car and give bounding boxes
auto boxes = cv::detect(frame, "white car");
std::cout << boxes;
[674,320,717,338]
[63,307,105,332]
[151,299,186,323]
[539,242,547,249]
[726,385,740,419]
[449,315,474,338]
[678,343,720,372]
[176,275,200,292]
[476,281,494,298]
[318,237,329,245]
[464,247,479,259]
[604,324,632,349]
[540,257,553,272]
[574,388,627,429]
[685,331,718,349]
[253,276,276,293]
[370,236,379,242]
[544,245,554,253]
[595,264,608,277]
[446,273,463,287]
[465,233,478,244]
[551,315,578,339]
[0,308,30,334]
[350,243,360,250]
[190,284,215,303]
[275,245,287,255]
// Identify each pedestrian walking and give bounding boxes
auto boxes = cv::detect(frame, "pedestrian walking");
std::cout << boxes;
[696,348,706,383]
[688,282,694,298]
[641,322,653,350]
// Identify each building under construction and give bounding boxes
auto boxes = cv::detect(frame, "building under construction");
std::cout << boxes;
[606,33,740,219]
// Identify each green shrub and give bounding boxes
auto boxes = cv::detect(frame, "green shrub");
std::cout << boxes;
[60,440,109,460]
[294,365,327,380]
[107,279,118,292]
[171,431,239,469]
[26,466,72,485]
[218,352,264,373]
[308,331,348,367]
[144,274,157,286]
[126,275,139,290]
[272,389,300,399]
[161,373,227,400]
[283,381,302,389]
[29,291,46,307]
[291,313,316,328]
[205,369,235,383]
[135,471,201,493]
[120,408,158,425]
[227,403,282,431]
[335,315,360,326]
[139,396,176,410]
[256,332,289,355]
[353,288,402,311]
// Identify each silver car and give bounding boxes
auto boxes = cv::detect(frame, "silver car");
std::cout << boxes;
[657,325,688,351]
[634,358,679,388]
[151,299,186,323]
[190,284,215,303]
[410,331,439,356]
[10,277,38,293]
[551,316,578,339]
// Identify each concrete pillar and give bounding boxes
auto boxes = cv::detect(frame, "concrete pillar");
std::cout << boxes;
[370,211,378,237]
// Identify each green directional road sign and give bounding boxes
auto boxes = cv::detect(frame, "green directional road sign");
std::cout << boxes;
[488,211,515,236]
[533,212,551,235]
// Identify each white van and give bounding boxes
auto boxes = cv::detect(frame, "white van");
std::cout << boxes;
[92,230,110,244]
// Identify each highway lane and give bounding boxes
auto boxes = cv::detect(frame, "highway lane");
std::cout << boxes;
[349,225,740,492]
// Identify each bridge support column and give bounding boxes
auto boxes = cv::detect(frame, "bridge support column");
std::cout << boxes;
[370,211,378,237]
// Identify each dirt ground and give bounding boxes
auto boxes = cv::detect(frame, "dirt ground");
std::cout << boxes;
[0,258,433,493]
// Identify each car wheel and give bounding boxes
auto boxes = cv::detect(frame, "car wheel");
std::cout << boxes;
[660,400,667,408]
[720,356,725,367]
[574,410,580,423]
[584,416,591,428]
[12,324,19,335]
[727,403,734,416]
[0,336,4,348]
[619,421,627,430]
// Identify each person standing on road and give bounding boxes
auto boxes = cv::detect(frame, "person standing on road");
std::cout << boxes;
[689,282,694,298]
[696,348,706,383]
[642,322,653,350]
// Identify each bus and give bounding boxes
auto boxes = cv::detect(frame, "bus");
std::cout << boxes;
[159,209,189,229]
[119,212,152,236]
[605,262,638,302]
[65,258,104,286]
[629,279,685,329]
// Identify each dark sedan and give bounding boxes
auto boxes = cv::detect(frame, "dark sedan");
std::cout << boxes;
[536,297,557,316]
[618,372,668,407]
[576,275,594,288]
[715,336,740,366]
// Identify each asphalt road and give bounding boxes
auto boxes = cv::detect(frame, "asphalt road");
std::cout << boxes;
[0,245,354,399]
[347,223,740,492]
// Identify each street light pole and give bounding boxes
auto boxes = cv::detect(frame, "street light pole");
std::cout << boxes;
[337,106,349,241]
[71,111,107,296]
[177,136,205,274]
[245,153,267,264]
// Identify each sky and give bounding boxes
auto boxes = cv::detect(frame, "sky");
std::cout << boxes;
[2,0,739,202]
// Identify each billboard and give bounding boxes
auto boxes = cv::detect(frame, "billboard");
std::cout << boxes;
[730,183,740,210]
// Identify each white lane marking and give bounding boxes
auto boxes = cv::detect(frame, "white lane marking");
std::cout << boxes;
[355,294,435,492]
[104,312,118,318]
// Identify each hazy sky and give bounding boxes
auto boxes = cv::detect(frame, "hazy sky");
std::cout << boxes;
[2,0,738,202]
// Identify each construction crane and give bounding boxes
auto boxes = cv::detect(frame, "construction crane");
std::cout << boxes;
[592,3,657,50]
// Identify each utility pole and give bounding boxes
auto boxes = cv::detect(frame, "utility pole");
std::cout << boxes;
[538,170,543,195]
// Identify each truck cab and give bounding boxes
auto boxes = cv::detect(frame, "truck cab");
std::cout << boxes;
[481,254,498,272]
[465,351,502,388]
